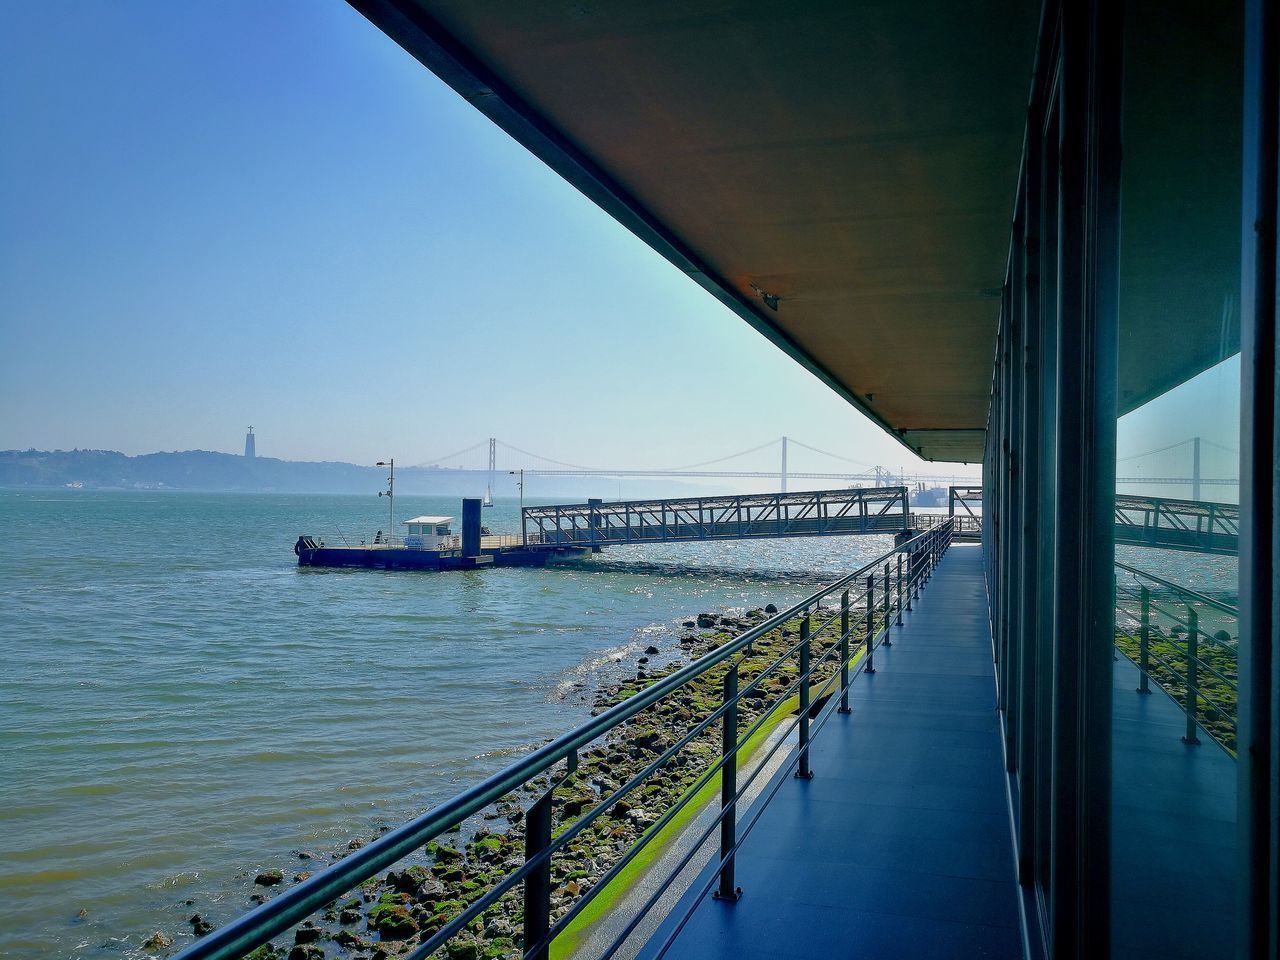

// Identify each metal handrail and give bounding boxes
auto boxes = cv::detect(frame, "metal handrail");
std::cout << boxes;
[1114,560,1239,616]
[305,534,546,551]
[176,521,955,960]
[1114,562,1239,751]
[307,534,459,549]
[916,513,983,533]
[1114,584,1237,657]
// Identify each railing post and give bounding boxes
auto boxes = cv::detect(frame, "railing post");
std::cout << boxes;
[523,788,554,960]
[896,554,904,626]
[882,562,893,646]
[839,590,851,714]
[1136,586,1151,694]
[907,548,915,610]
[864,575,876,674]
[1182,606,1200,745]
[795,615,814,779]
[919,536,926,589]
[714,664,742,900]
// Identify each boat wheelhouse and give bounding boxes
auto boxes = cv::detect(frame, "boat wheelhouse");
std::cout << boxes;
[402,515,454,549]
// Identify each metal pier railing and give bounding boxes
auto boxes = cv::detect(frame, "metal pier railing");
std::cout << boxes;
[1114,561,1239,752]
[1113,494,1240,555]
[522,487,911,549]
[175,522,956,960]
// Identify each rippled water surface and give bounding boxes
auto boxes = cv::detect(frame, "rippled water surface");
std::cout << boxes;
[0,490,906,957]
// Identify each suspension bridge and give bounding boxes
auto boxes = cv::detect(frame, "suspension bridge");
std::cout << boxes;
[407,434,1238,499]
[417,436,972,495]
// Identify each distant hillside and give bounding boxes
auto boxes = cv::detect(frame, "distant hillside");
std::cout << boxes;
[0,449,713,499]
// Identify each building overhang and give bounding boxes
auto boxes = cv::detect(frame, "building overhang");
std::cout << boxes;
[348,1,1043,462]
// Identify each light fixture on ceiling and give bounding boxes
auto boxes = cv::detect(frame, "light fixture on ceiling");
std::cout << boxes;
[750,283,780,311]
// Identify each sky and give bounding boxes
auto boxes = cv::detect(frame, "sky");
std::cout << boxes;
[1116,356,1240,502]
[0,0,985,483]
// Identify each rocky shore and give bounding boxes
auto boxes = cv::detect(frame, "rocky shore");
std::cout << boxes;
[155,602,860,960]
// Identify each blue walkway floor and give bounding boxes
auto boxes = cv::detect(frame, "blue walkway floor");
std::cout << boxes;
[640,544,1021,959]
[1110,655,1237,959]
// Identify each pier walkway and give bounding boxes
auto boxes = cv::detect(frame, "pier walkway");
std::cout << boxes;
[522,488,1238,556]
[522,487,910,548]
[638,544,1023,960]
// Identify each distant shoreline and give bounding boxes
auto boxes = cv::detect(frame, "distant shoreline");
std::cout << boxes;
[0,449,717,499]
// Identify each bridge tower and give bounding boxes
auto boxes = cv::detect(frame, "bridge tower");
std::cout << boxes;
[780,436,788,493]
[485,438,496,506]
[1191,435,1201,501]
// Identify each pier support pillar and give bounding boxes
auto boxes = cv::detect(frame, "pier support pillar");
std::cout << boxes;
[588,497,603,552]
[462,498,482,556]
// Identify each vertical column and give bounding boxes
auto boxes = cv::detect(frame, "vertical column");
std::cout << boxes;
[1047,1,1122,953]
[1015,142,1043,882]
[461,498,482,557]
[839,590,852,714]
[882,562,892,646]
[714,665,742,900]
[896,554,904,626]
[1182,608,1201,745]
[864,575,876,674]
[1191,436,1202,502]
[1238,1,1278,953]
[588,498,603,553]
[487,437,496,503]
[1136,586,1151,694]
[523,789,554,960]
[795,615,814,779]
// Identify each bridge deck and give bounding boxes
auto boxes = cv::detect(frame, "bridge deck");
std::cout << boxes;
[638,545,1022,959]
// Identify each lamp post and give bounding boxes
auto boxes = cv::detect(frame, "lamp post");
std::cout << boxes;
[377,459,394,541]
[509,469,525,545]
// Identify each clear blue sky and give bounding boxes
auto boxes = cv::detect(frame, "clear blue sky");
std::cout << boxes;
[1,1,974,478]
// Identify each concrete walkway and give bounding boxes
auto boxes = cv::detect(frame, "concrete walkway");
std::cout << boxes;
[638,544,1021,959]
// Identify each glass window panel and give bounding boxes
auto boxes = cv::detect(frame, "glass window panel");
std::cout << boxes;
[1113,4,1243,957]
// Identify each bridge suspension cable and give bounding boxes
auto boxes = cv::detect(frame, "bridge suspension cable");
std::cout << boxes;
[663,437,785,471]
[784,436,876,468]
[494,440,599,471]
[498,435,879,475]
[414,440,490,468]
[500,438,786,473]
[1117,438,1195,461]
[1199,438,1240,455]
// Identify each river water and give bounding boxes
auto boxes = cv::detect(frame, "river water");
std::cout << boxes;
[0,490,1239,957]
[0,490,909,958]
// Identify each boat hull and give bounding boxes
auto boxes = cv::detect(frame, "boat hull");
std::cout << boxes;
[295,543,589,571]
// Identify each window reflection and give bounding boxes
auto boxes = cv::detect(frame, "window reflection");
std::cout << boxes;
[1112,4,1243,957]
